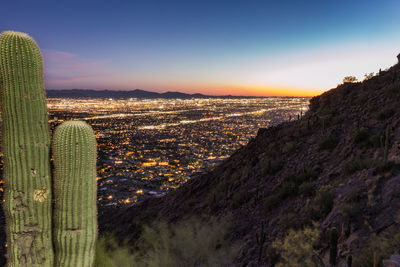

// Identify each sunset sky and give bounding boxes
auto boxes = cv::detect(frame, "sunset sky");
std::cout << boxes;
[2,0,400,96]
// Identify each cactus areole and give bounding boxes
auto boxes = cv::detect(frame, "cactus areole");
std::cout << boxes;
[0,31,54,266]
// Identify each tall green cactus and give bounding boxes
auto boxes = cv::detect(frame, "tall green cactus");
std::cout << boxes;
[0,31,54,266]
[1,31,98,266]
[52,121,98,267]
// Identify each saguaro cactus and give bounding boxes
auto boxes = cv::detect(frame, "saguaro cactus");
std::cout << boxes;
[329,227,338,267]
[1,31,98,266]
[0,31,54,266]
[52,121,98,267]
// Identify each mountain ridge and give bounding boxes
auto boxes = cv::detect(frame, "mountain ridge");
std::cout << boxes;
[45,89,301,99]
[99,62,400,266]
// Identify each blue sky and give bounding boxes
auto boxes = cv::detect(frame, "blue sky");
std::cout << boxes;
[2,0,400,96]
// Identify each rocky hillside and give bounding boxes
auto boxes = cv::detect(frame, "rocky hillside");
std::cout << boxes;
[100,62,400,266]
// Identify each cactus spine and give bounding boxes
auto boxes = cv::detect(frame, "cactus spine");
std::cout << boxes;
[52,121,98,267]
[0,31,54,266]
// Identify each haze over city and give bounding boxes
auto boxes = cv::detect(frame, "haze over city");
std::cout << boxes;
[2,0,400,96]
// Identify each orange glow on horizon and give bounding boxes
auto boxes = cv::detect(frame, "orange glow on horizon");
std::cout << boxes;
[173,84,323,97]
[53,78,324,97]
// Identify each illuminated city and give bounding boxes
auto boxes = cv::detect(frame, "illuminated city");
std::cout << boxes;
[1,97,310,206]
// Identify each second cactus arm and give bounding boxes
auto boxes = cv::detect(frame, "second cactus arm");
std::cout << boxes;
[52,121,98,267]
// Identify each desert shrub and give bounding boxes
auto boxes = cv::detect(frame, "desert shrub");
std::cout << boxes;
[291,168,318,185]
[272,224,320,267]
[283,141,299,154]
[353,128,369,143]
[353,231,400,267]
[343,158,373,174]
[347,188,364,203]
[231,190,252,209]
[95,234,136,267]
[372,161,400,175]
[263,194,281,212]
[356,94,369,105]
[377,108,395,121]
[208,181,228,204]
[96,217,238,267]
[343,76,358,83]
[352,127,372,148]
[369,132,384,148]
[311,186,335,219]
[318,135,339,151]
[364,72,375,80]
[338,189,364,223]
[299,182,314,196]
[133,217,238,267]
[262,159,284,175]
[339,203,362,223]
[181,198,199,213]
[278,212,299,230]
[331,114,345,125]
[386,83,400,97]
[266,246,280,265]
[279,182,298,199]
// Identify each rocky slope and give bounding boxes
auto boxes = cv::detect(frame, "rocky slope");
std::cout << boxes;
[100,62,400,266]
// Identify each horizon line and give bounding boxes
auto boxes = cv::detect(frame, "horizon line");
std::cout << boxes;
[45,88,319,98]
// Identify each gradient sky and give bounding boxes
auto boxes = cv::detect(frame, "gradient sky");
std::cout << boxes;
[2,0,400,96]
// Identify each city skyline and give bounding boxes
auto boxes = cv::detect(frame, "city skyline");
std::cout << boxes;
[2,0,400,96]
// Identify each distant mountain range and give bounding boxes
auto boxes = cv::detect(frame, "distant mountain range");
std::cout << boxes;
[46,89,253,99]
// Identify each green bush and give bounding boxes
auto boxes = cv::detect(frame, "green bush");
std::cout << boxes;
[133,217,239,267]
[347,188,363,203]
[299,182,314,196]
[385,83,400,97]
[339,203,361,223]
[291,168,318,185]
[318,135,339,151]
[97,217,238,267]
[331,114,345,125]
[377,108,395,121]
[208,181,228,205]
[353,231,400,267]
[262,159,284,175]
[231,190,252,208]
[369,132,384,148]
[372,161,400,175]
[279,182,298,199]
[272,224,320,267]
[95,234,136,267]
[352,127,372,148]
[278,212,299,230]
[263,194,281,212]
[312,186,335,219]
[343,158,373,174]
[283,141,299,154]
